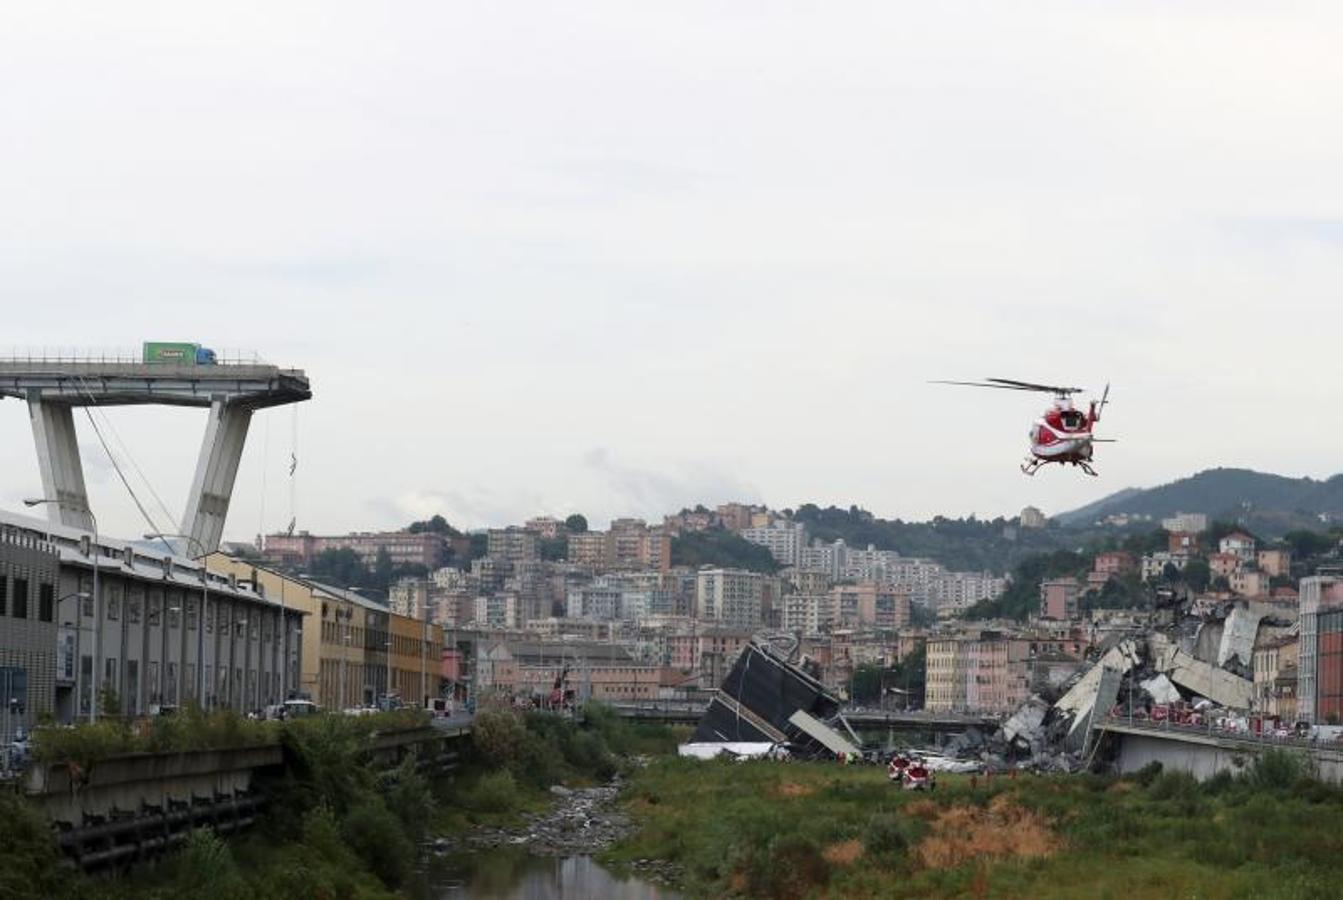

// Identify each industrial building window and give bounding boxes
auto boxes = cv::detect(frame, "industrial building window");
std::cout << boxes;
[186,599,197,631]
[128,595,141,624]
[0,577,7,616]
[148,597,161,626]
[107,585,120,621]
[12,578,28,619]
[39,583,54,622]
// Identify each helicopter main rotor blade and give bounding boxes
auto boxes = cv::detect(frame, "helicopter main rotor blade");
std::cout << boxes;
[928,380,1043,392]
[985,377,1084,395]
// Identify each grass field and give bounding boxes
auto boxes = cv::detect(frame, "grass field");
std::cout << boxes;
[602,751,1343,899]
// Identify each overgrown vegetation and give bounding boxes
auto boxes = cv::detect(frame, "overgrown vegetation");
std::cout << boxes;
[671,528,781,573]
[30,704,429,770]
[6,710,441,900]
[433,702,682,834]
[605,749,1343,898]
[964,549,1087,620]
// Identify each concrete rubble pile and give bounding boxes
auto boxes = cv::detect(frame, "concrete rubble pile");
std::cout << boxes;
[945,596,1297,771]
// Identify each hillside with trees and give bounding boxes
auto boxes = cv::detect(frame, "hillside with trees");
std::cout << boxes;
[671,529,781,573]
[1056,468,1343,536]
[786,504,1081,575]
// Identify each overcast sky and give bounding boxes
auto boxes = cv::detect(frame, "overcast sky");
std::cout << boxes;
[3,3,1342,541]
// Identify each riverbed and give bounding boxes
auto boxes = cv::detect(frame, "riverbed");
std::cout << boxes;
[427,848,680,899]
[423,777,682,898]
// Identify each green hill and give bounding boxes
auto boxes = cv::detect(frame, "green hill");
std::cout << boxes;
[1057,468,1343,536]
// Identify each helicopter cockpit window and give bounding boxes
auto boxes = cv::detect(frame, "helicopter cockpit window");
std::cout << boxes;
[1062,411,1084,429]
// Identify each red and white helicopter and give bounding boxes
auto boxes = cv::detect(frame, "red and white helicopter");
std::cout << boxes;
[932,377,1112,476]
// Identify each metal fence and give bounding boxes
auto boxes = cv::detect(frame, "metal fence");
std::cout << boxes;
[0,347,269,365]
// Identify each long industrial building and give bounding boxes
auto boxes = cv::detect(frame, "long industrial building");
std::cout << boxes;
[0,510,306,742]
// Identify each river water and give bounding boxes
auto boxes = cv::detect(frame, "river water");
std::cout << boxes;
[427,847,681,899]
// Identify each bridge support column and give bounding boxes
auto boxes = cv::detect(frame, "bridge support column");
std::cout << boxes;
[27,396,94,531]
[181,398,253,554]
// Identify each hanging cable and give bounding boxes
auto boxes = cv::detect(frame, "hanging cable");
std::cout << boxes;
[66,372,175,552]
[79,406,175,555]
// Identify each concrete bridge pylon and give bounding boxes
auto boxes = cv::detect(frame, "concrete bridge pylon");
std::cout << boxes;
[1,355,311,552]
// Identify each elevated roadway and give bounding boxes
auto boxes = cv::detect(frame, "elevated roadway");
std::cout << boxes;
[1094,718,1343,783]
[607,700,996,733]
[0,356,310,552]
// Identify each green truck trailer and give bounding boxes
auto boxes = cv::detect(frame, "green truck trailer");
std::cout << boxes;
[142,342,217,365]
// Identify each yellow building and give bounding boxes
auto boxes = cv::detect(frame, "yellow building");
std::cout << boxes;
[208,555,442,709]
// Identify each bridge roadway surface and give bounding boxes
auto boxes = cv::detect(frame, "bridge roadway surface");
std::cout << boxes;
[605,700,996,731]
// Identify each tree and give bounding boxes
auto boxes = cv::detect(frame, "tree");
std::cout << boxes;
[309,548,371,588]
[849,664,884,704]
[1182,558,1211,592]
[1284,529,1334,560]
[373,548,394,587]
[670,529,780,573]
[889,645,926,710]
[540,537,567,561]
[1211,575,1231,592]
[407,514,460,537]
[564,514,588,534]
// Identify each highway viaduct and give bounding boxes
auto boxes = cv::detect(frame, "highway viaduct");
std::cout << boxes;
[1094,720,1343,784]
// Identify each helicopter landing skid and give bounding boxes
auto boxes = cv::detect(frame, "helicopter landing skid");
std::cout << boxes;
[1020,458,1099,477]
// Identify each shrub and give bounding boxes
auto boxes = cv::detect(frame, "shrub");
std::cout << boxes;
[1131,761,1164,786]
[342,799,416,888]
[465,769,524,814]
[381,755,433,841]
[0,792,80,899]
[765,833,832,899]
[173,829,248,900]
[1147,770,1198,801]
[1244,749,1306,791]
[864,812,921,861]
[472,708,529,767]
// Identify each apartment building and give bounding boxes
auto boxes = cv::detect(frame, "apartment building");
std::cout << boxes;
[925,637,968,712]
[487,527,539,565]
[1300,574,1343,723]
[828,582,912,630]
[741,522,808,567]
[1161,513,1208,534]
[568,531,610,569]
[1257,548,1292,578]
[695,568,771,630]
[782,593,831,636]
[1219,531,1257,564]
[1038,578,1081,621]
[263,530,446,569]
[1141,552,1189,581]
[524,517,565,539]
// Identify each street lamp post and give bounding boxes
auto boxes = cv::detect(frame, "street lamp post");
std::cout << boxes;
[26,498,98,723]
[145,532,209,709]
[385,632,393,709]
[57,592,91,724]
